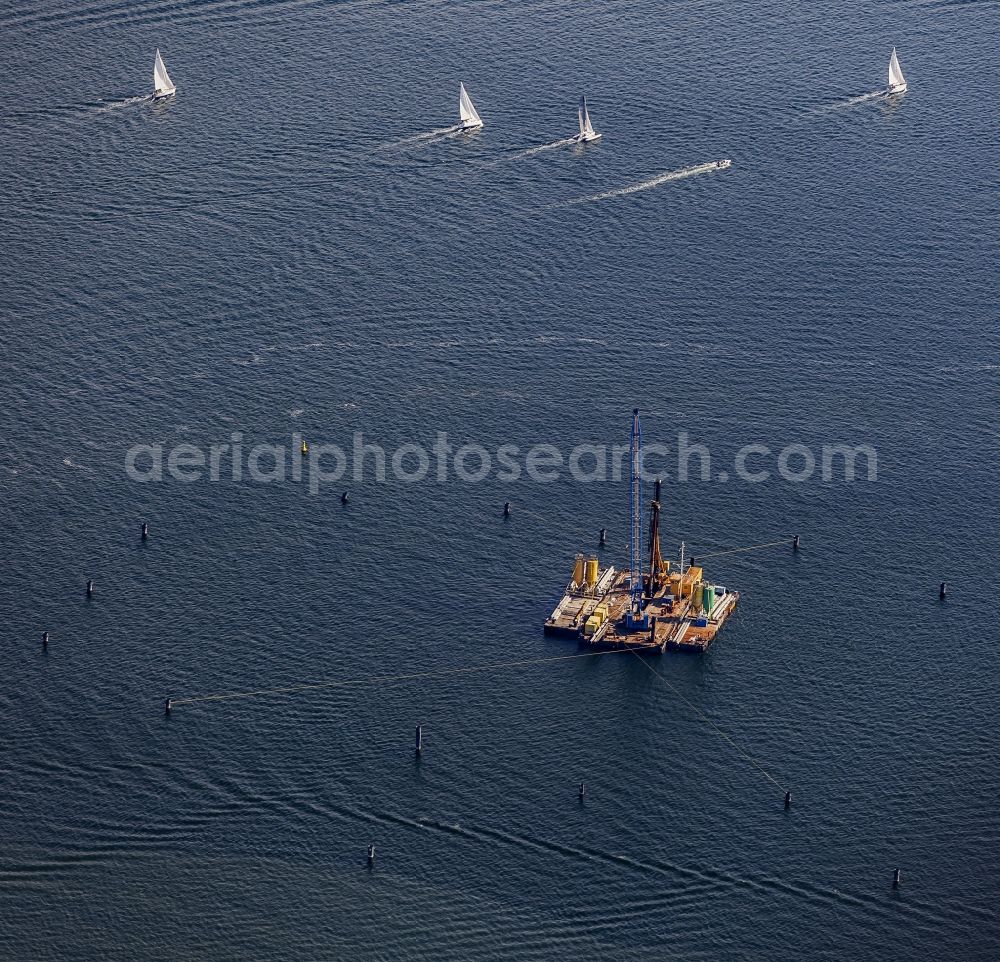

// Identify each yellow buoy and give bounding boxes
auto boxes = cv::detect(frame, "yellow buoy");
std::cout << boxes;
[301,440,309,456]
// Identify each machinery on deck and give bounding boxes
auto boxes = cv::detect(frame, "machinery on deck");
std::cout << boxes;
[544,411,740,653]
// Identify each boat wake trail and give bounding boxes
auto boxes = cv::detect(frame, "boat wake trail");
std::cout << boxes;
[381,125,461,149]
[559,160,731,206]
[823,90,886,111]
[93,95,150,113]
[509,137,577,160]
[477,137,577,170]
[296,797,963,936]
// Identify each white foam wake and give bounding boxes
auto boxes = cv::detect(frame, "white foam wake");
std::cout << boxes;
[477,137,578,170]
[380,125,461,149]
[824,89,886,111]
[511,136,577,159]
[93,95,150,114]
[562,160,731,206]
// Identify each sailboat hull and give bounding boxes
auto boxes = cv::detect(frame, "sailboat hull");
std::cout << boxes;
[573,131,602,143]
[152,87,176,99]
[458,120,483,131]
[887,83,907,95]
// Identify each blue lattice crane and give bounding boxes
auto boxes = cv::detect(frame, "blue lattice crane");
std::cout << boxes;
[627,408,646,626]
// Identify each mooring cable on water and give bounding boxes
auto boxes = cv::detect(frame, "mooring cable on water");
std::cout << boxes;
[170,498,789,787]
[170,649,631,706]
[693,539,793,561]
[169,639,786,793]
[628,651,787,793]
[508,503,792,567]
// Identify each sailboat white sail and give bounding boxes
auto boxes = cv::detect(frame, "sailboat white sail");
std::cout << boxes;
[153,49,176,99]
[458,83,483,130]
[573,95,601,143]
[887,47,906,95]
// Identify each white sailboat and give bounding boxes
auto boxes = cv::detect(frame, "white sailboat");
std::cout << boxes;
[153,49,176,99]
[572,95,601,143]
[458,82,483,131]
[887,47,907,95]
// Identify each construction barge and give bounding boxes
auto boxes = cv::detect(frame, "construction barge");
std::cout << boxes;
[544,411,739,654]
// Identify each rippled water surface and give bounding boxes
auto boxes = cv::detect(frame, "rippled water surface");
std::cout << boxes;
[2,0,999,958]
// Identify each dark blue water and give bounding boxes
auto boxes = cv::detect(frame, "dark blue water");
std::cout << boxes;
[2,0,999,958]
